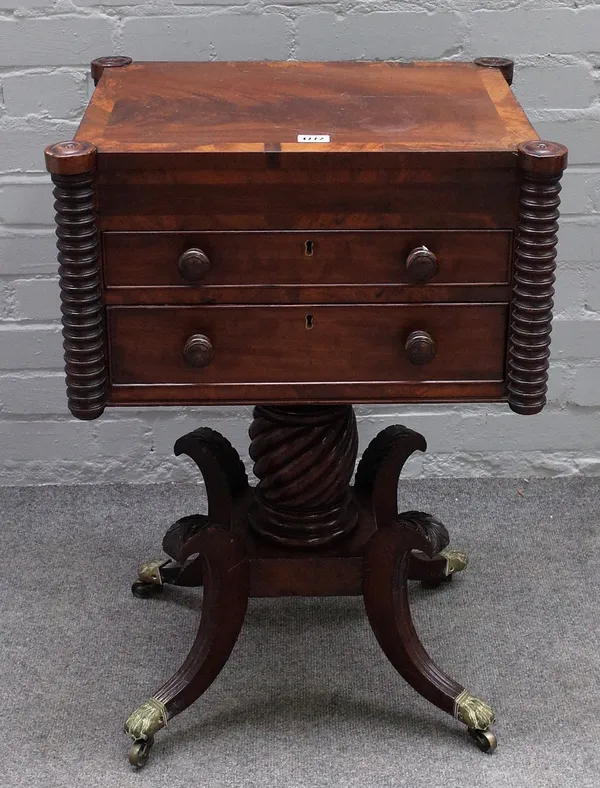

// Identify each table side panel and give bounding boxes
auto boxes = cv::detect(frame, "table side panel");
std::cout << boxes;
[96,167,519,231]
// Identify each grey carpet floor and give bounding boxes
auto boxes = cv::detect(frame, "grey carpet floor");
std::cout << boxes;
[1,478,599,788]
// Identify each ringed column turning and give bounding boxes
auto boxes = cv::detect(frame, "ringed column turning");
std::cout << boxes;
[44,141,107,420]
[508,140,568,416]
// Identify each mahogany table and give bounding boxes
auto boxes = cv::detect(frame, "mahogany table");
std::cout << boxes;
[45,57,567,768]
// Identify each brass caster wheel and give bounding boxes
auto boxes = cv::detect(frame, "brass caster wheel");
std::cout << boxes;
[131,560,170,597]
[468,727,497,754]
[131,580,164,598]
[129,736,154,768]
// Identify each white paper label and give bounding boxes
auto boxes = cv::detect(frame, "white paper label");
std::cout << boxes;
[297,134,331,143]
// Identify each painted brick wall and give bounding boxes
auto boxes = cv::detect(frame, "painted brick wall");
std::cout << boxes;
[1,0,599,484]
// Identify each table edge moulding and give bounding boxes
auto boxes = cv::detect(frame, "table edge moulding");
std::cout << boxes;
[44,55,567,769]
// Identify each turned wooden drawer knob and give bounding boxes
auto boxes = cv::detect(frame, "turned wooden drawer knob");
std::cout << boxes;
[405,246,438,283]
[183,334,213,368]
[405,330,436,365]
[178,248,210,282]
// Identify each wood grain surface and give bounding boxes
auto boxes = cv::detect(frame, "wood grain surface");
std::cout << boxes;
[77,61,537,160]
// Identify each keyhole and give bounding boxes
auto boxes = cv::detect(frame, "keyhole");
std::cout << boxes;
[305,240,314,257]
[305,313,314,330]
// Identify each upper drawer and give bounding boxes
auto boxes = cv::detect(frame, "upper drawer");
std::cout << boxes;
[103,230,512,289]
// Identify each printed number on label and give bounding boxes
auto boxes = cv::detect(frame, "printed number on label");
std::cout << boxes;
[297,134,331,143]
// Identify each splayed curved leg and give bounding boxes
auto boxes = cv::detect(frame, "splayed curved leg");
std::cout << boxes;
[125,525,249,767]
[363,512,496,751]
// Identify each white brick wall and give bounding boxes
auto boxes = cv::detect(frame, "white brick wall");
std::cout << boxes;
[2,70,88,118]
[0,0,599,484]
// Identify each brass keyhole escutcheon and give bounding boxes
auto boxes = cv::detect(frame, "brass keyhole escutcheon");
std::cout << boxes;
[305,240,314,257]
[305,313,314,330]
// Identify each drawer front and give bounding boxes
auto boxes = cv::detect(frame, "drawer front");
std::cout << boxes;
[108,304,508,388]
[103,230,511,289]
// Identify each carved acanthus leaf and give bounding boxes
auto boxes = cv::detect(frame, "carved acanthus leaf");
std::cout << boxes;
[397,511,450,556]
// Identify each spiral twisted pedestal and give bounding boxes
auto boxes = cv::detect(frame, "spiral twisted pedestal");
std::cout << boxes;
[248,405,359,547]
[508,141,568,416]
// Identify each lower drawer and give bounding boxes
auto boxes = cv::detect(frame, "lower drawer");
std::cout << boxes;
[107,304,508,394]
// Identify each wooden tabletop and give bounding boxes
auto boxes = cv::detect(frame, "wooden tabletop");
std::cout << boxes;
[76,61,538,159]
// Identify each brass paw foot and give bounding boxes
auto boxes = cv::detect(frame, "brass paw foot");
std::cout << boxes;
[454,690,497,754]
[131,559,170,598]
[124,698,168,769]
[441,547,468,577]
